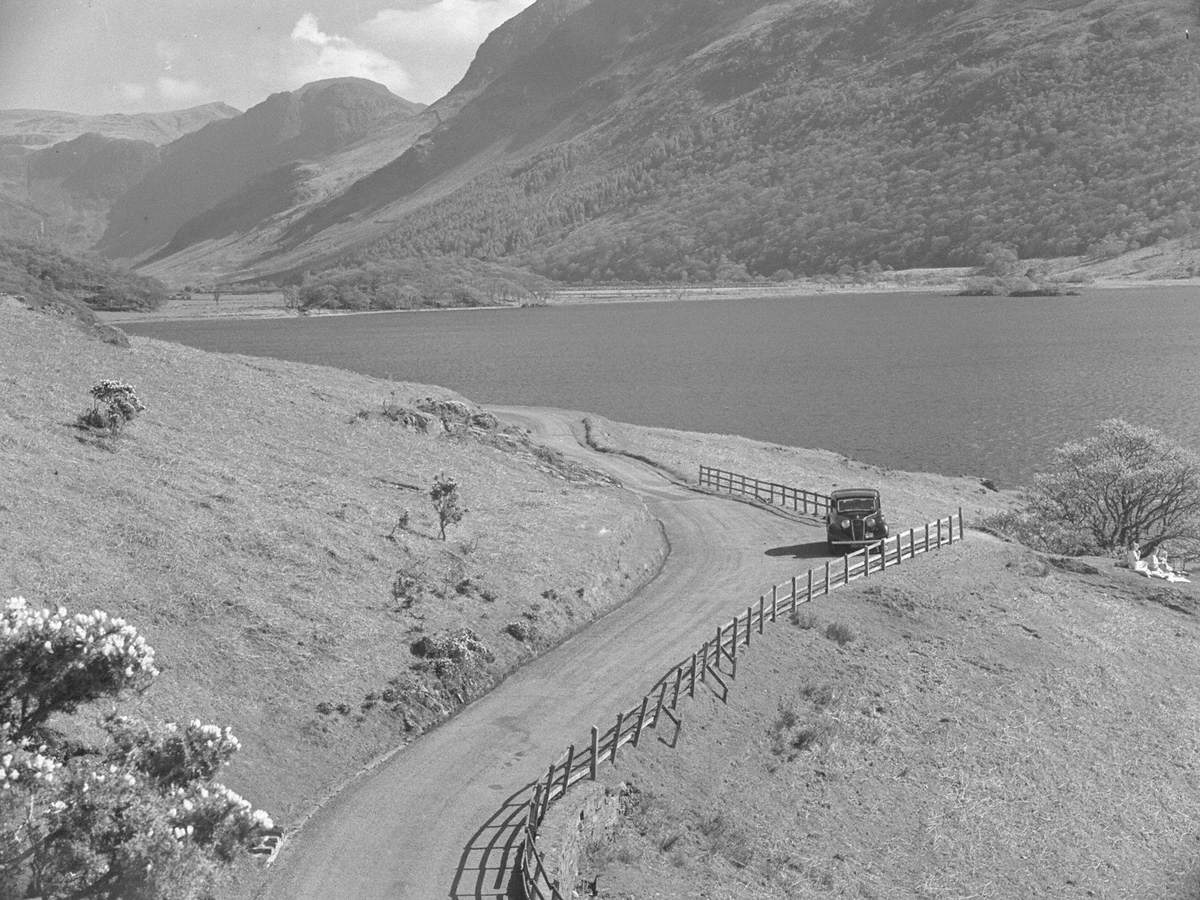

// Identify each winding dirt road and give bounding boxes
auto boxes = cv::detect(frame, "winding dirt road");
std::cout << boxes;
[260,407,829,900]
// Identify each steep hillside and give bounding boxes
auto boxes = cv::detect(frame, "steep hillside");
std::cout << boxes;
[0,103,237,250]
[98,79,425,261]
[135,0,592,284]
[244,0,1200,286]
[430,0,593,118]
[22,134,161,248]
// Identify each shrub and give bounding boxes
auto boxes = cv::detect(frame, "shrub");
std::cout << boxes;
[824,622,855,646]
[78,379,146,434]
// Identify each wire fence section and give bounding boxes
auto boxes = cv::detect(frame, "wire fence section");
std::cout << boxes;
[517,487,966,898]
[699,464,832,515]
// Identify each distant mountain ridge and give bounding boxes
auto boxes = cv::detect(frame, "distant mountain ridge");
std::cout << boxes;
[98,78,425,261]
[0,103,241,149]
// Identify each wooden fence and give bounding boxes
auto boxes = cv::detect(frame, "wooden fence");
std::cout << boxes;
[699,464,832,515]
[516,478,965,898]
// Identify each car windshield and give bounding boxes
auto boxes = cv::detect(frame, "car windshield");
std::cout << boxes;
[836,497,877,513]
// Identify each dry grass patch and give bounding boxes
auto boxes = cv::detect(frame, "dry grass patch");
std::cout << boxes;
[579,540,1200,898]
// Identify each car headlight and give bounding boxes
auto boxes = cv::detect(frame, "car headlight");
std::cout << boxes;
[865,517,875,527]
[839,519,850,529]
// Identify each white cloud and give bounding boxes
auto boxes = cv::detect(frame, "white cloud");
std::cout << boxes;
[360,0,536,100]
[365,0,533,48]
[289,13,414,96]
[156,76,210,104]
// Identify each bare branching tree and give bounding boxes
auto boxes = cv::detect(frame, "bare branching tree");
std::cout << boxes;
[1029,419,1200,553]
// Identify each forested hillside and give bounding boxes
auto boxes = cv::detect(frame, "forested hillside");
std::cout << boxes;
[304,0,1200,284]
[0,239,167,312]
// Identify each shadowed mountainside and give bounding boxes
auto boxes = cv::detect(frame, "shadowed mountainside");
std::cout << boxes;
[0,103,237,250]
[98,78,425,261]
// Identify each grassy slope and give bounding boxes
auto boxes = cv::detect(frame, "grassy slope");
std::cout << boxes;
[578,542,1200,892]
[0,297,665,828]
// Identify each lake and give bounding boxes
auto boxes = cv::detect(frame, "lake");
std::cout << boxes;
[124,287,1200,487]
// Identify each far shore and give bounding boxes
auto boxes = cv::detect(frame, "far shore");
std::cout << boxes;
[97,270,1200,326]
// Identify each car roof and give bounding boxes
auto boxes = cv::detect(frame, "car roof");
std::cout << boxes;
[830,488,880,499]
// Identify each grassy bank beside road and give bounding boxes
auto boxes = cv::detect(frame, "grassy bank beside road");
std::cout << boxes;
[583,538,1200,898]
[0,297,664,832]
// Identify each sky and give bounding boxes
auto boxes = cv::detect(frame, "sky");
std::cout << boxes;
[0,0,538,114]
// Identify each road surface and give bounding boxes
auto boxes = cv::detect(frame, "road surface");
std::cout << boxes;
[260,407,827,900]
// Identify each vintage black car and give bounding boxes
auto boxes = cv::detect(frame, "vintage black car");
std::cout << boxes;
[826,488,888,553]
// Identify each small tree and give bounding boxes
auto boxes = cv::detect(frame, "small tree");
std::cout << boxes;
[1026,419,1200,554]
[430,473,466,540]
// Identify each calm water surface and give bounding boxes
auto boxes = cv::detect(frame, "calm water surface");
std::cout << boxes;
[126,288,1200,487]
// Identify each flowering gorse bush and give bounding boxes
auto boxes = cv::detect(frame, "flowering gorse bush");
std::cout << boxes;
[79,379,146,434]
[106,715,241,788]
[0,721,59,792]
[0,597,158,738]
[0,598,273,900]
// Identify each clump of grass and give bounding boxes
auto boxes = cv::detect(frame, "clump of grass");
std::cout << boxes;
[800,682,837,708]
[824,621,855,646]
[790,608,817,629]
[770,709,837,759]
[695,811,753,865]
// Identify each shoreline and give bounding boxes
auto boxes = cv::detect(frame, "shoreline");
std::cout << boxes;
[97,272,1200,326]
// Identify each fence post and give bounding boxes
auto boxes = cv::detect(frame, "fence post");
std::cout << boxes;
[590,726,599,780]
[771,585,778,622]
[758,595,765,634]
[528,782,542,830]
[791,575,799,613]
[633,695,649,747]
[672,665,683,708]
[611,711,624,765]
[937,518,943,547]
[824,560,831,594]
[845,554,850,584]
[745,606,753,646]
[542,765,555,818]
[924,522,930,551]
[806,569,813,605]
[689,652,698,697]
[959,506,965,539]
[563,744,575,793]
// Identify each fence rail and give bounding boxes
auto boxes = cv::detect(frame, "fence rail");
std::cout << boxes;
[517,472,965,899]
[699,464,832,515]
